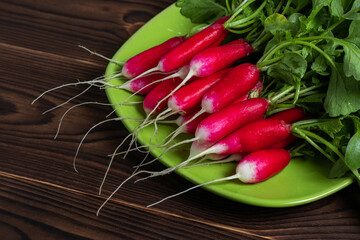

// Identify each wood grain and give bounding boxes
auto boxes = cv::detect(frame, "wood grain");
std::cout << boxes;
[1,0,360,239]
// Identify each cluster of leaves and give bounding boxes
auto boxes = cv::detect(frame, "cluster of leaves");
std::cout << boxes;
[177,0,360,182]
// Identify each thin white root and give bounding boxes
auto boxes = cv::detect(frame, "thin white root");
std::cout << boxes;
[73,116,143,173]
[147,175,238,208]
[78,45,125,65]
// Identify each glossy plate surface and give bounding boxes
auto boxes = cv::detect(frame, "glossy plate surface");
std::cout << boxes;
[105,4,353,207]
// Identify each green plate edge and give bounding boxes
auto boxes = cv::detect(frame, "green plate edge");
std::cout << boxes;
[104,4,354,207]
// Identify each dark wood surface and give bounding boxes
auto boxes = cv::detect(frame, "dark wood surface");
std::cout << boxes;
[1,0,360,239]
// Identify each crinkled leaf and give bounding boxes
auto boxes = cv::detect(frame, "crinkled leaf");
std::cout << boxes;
[268,52,308,84]
[324,65,360,117]
[344,0,360,20]
[330,0,344,17]
[176,0,228,23]
[343,42,360,80]
[264,13,298,38]
[311,54,329,75]
[344,131,360,170]
[345,20,360,49]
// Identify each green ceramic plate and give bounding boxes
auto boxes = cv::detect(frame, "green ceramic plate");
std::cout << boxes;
[105,4,353,207]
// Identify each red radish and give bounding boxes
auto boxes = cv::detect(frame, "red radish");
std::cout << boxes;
[168,68,232,113]
[146,149,291,207]
[210,119,292,154]
[196,98,270,144]
[143,77,183,115]
[235,149,291,183]
[268,107,307,148]
[188,39,253,77]
[202,63,260,113]
[158,24,226,73]
[122,36,186,78]
[269,107,305,123]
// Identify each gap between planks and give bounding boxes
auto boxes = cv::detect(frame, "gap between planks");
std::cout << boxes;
[0,42,106,68]
[0,170,273,240]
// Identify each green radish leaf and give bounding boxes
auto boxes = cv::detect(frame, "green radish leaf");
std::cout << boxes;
[345,20,360,49]
[176,0,228,23]
[311,54,329,75]
[343,42,360,80]
[344,131,360,170]
[324,65,360,117]
[268,52,307,85]
[343,0,360,20]
[264,13,298,38]
[330,0,344,18]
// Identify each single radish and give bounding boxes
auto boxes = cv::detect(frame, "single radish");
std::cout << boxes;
[269,107,305,124]
[202,63,260,113]
[146,149,291,207]
[122,36,186,79]
[168,68,232,113]
[143,77,183,115]
[188,39,253,78]
[196,98,270,144]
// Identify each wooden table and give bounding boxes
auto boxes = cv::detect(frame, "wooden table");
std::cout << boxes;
[1,0,360,239]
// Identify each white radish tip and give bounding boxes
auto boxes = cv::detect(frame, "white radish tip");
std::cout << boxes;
[167,96,181,112]
[195,126,210,143]
[235,160,257,183]
[121,65,132,79]
[201,97,214,113]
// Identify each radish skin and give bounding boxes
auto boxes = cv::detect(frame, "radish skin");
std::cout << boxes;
[196,98,270,144]
[236,149,291,183]
[189,39,253,77]
[122,36,186,78]
[202,63,260,113]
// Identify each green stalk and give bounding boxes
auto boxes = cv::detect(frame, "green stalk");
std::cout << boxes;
[226,1,267,29]
[292,127,337,163]
[295,128,345,161]
[226,0,256,23]
[269,85,295,102]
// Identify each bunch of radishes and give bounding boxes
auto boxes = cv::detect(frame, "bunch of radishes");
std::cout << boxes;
[34,0,360,210]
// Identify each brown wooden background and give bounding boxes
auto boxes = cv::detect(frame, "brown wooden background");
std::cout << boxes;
[1,0,360,239]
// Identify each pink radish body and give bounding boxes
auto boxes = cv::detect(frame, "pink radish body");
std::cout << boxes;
[236,149,291,183]
[143,77,182,115]
[158,24,226,72]
[168,68,231,113]
[191,119,292,156]
[122,36,186,78]
[189,39,253,77]
[202,63,260,113]
[270,107,305,123]
[196,98,270,144]
[268,107,306,148]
